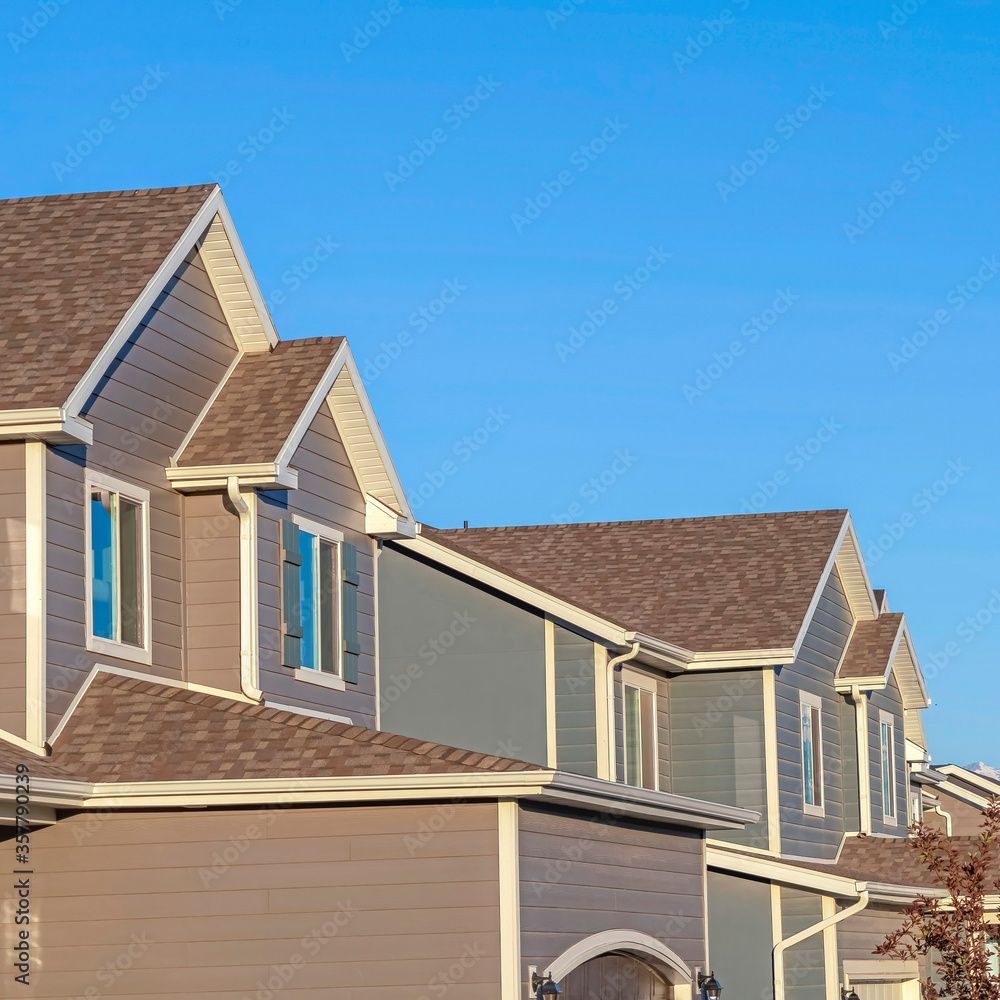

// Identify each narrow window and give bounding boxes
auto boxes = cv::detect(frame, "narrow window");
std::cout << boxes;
[623,673,657,790]
[800,692,824,814]
[880,712,897,821]
[87,476,148,657]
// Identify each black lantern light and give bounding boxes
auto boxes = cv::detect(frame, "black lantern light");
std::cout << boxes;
[842,989,860,1000]
[698,971,723,1000]
[530,971,561,997]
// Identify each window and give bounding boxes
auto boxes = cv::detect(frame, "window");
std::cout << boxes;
[880,710,897,823]
[622,669,657,790]
[800,691,824,815]
[280,516,360,685]
[85,471,150,664]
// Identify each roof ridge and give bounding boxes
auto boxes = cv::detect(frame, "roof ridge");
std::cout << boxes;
[0,183,216,207]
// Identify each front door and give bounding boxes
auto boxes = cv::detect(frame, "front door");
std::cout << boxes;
[558,953,671,999]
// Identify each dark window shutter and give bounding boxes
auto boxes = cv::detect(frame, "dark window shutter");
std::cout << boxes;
[281,519,302,668]
[341,542,360,684]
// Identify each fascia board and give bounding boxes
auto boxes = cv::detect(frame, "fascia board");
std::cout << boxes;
[0,408,94,445]
[706,846,860,896]
[165,463,298,491]
[789,513,851,660]
[938,764,1000,797]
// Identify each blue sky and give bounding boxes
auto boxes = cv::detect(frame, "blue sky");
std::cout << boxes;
[3,0,998,765]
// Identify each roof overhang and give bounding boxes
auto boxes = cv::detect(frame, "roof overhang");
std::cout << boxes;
[0,768,758,832]
[0,407,94,446]
[164,462,299,491]
[938,764,1000,799]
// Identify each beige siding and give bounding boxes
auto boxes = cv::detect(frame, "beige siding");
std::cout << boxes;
[9,802,501,998]
[0,442,26,736]
[519,802,706,991]
[45,250,239,731]
[184,492,241,693]
[925,786,986,836]
[257,405,375,726]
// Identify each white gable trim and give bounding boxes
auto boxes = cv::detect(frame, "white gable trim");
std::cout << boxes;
[63,186,277,418]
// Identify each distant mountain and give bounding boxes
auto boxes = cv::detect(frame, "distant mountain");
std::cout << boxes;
[967,761,1000,782]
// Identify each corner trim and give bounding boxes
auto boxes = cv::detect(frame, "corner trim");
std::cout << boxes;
[498,801,521,1000]
[24,442,46,748]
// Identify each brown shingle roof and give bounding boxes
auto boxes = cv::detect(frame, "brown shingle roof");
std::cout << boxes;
[0,673,541,782]
[838,613,903,680]
[0,184,214,409]
[175,337,344,466]
[423,510,848,653]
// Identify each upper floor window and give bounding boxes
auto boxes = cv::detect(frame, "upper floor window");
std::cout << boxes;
[622,669,657,791]
[800,691,824,816]
[880,710,897,823]
[280,516,360,686]
[85,470,151,665]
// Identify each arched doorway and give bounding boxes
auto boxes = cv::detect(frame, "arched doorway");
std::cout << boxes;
[558,953,672,999]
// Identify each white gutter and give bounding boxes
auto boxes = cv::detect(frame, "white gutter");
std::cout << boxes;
[929,801,953,836]
[773,891,870,1000]
[849,684,872,834]
[227,477,263,703]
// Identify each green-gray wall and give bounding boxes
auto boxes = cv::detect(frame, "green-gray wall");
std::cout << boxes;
[707,870,774,1000]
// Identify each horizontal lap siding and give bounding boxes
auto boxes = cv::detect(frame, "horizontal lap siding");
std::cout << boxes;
[780,887,826,1000]
[554,626,598,777]
[519,803,706,992]
[46,251,238,732]
[775,567,852,858]
[838,903,922,980]
[11,802,501,999]
[0,443,26,737]
[669,671,768,849]
[257,405,375,725]
[868,674,907,837]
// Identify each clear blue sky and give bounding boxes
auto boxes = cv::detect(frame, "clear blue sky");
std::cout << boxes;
[3,0,997,766]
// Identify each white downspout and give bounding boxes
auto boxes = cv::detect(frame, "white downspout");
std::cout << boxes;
[605,642,641,782]
[773,890,870,1000]
[227,477,263,703]
[929,801,953,836]
[850,684,872,834]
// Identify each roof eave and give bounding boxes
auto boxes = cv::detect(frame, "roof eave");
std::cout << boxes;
[0,408,94,446]
[164,463,298,492]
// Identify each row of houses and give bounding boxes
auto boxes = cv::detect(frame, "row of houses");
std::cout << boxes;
[0,184,994,999]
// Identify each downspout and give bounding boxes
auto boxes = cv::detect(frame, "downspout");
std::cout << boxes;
[849,684,872,835]
[605,642,641,781]
[227,477,263,703]
[929,801,953,836]
[773,890,870,1000]
[608,641,642,674]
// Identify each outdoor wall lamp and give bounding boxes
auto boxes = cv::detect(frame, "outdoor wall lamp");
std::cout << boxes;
[530,971,561,996]
[841,988,860,1000]
[698,970,723,999]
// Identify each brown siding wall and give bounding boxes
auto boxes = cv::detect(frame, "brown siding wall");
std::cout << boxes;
[0,442,26,737]
[257,405,376,726]
[518,802,706,990]
[45,250,239,730]
[184,492,241,694]
[7,801,501,998]
[925,785,986,836]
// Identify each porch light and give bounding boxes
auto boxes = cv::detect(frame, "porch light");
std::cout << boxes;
[842,990,860,1000]
[698,971,723,999]
[531,971,561,996]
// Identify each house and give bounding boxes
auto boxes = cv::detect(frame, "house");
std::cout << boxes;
[377,516,967,1000]
[917,762,1000,835]
[0,184,761,999]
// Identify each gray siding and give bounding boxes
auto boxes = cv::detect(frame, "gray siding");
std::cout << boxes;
[14,801,502,998]
[257,404,376,726]
[378,545,548,764]
[669,670,769,849]
[780,887,826,1000]
[519,802,706,992]
[838,903,913,975]
[46,249,238,731]
[184,491,241,694]
[841,697,860,833]
[775,567,853,858]
[707,871,773,1000]
[0,442,26,737]
[554,625,597,777]
[868,674,907,837]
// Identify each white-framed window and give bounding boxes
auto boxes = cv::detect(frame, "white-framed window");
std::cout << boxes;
[622,668,658,791]
[880,710,898,824]
[280,514,360,689]
[800,691,825,816]
[84,469,151,665]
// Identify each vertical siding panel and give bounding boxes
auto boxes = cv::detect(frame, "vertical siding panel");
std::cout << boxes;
[0,443,26,737]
